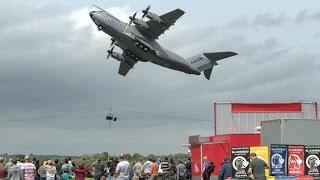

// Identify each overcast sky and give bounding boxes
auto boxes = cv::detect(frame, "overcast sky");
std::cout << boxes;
[1,0,320,156]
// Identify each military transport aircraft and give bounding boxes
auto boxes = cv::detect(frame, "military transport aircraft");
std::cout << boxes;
[89,5,237,79]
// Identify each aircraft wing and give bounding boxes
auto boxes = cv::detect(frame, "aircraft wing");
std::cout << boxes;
[137,9,185,40]
[117,51,137,76]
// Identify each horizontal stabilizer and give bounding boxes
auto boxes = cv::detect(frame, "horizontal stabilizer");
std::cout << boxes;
[204,67,213,80]
[118,61,132,76]
[203,52,237,62]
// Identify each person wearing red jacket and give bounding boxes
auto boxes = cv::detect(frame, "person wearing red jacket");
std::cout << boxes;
[72,162,89,180]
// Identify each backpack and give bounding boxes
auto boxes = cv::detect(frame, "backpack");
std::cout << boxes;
[206,161,215,174]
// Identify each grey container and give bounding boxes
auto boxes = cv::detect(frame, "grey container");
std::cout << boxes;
[261,119,320,146]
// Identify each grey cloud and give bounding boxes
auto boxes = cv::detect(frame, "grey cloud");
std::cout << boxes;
[1,1,320,155]
[252,12,287,26]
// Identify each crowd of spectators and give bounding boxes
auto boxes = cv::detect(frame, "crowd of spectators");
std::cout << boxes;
[0,154,192,180]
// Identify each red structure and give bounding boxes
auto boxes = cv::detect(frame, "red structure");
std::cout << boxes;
[189,134,260,177]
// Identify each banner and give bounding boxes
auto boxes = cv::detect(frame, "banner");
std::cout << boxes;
[270,144,287,176]
[304,145,320,177]
[287,145,305,176]
[231,102,302,112]
[231,147,250,178]
[250,146,270,178]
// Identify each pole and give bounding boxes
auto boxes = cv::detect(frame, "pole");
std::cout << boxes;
[107,108,112,161]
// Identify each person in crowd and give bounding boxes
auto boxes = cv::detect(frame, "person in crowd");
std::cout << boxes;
[176,160,186,180]
[132,161,142,180]
[160,157,170,179]
[21,156,37,180]
[67,157,75,167]
[32,158,40,180]
[107,157,118,180]
[54,159,62,180]
[44,160,56,180]
[218,157,232,180]
[6,159,13,169]
[38,162,47,180]
[128,163,134,180]
[168,158,176,179]
[16,158,24,168]
[92,159,105,180]
[142,159,151,179]
[150,158,159,180]
[8,159,23,180]
[0,157,7,180]
[72,161,89,180]
[185,157,192,179]
[61,159,73,175]
[202,156,215,180]
[247,153,269,180]
[60,169,72,180]
[114,154,130,180]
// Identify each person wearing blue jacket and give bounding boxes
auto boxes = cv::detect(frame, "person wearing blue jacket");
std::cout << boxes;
[218,157,232,180]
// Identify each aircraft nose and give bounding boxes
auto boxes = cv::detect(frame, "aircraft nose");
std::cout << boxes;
[89,11,95,18]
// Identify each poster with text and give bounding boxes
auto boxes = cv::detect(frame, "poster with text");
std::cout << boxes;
[270,144,287,176]
[231,147,250,178]
[250,146,270,178]
[287,145,305,176]
[304,145,320,177]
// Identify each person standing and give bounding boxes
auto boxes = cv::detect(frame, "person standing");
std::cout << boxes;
[8,159,23,180]
[160,157,170,179]
[72,162,89,180]
[61,159,73,175]
[142,159,151,179]
[132,161,142,180]
[92,159,105,180]
[114,154,130,180]
[44,160,56,180]
[168,158,176,180]
[248,153,269,180]
[107,157,118,180]
[60,169,72,180]
[54,159,62,180]
[176,160,186,180]
[150,159,158,180]
[0,157,7,180]
[202,156,214,180]
[6,159,13,169]
[37,162,47,180]
[218,157,232,180]
[21,156,36,180]
[185,157,192,179]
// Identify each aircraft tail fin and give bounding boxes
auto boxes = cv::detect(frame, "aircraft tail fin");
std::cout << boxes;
[188,51,237,80]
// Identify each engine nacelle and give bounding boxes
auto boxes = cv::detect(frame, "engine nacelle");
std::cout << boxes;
[146,12,162,23]
[133,19,149,29]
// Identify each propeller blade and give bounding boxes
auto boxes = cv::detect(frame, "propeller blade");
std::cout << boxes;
[128,12,137,26]
[142,5,150,19]
[110,38,115,47]
[107,46,114,59]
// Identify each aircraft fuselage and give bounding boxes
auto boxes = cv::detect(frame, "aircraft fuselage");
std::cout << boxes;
[89,11,200,75]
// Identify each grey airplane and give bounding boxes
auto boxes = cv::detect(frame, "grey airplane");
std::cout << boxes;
[89,5,237,79]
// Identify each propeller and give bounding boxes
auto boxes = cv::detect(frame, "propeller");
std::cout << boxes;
[107,46,114,59]
[110,38,116,47]
[129,11,137,26]
[142,5,151,19]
